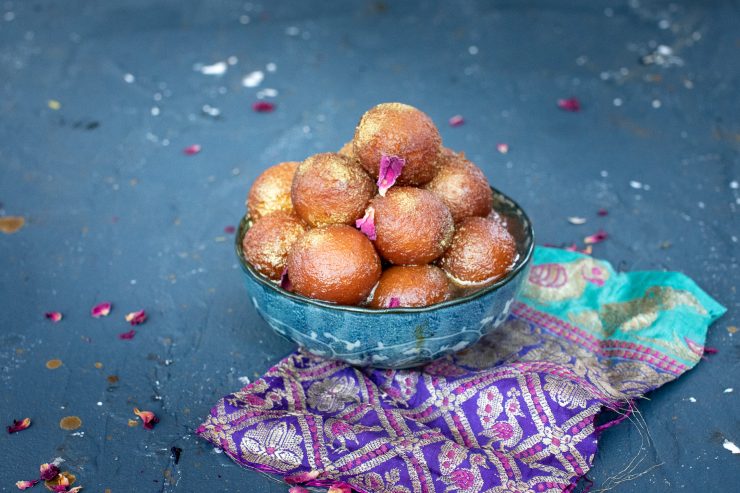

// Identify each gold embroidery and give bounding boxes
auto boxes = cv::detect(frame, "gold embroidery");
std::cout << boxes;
[307,376,359,412]
[239,421,304,471]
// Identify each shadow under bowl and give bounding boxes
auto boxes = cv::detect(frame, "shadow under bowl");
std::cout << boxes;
[236,186,534,369]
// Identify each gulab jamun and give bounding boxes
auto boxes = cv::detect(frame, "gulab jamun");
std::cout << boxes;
[369,265,450,308]
[439,216,517,286]
[286,225,381,305]
[372,187,455,265]
[242,211,307,280]
[247,161,299,220]
[424,149,493,223]
[353,103,442,186]
[291,152,375,227]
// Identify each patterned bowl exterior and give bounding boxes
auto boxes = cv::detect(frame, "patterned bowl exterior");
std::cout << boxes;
[236,187,534,369]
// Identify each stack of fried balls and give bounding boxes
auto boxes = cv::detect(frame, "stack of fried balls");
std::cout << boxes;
[242,103,518,308]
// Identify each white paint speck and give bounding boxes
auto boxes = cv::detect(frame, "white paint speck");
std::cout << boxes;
[4,11,15,21]
[567,217,587,225]
[97,401,103,406]
[698,201,705,209]
[198,61,228,76]
[600,170,609,178]
[130,279,137,285]
[575,55,588,66]
[266,62,277,72]
[150,106,160,116]
[652,99,662,109]
[123,73,135,83]
[658,19,670,30]
[613,98,623,107]
[630,180,643,189]
[688,397,697,403]
[153,92,162,101]
[285,26,300,36]
[239,15,250,24]
[202,104,220,117]
[723,439,740,454]
[723,388,733,393]
[242,70,264,88]
[468,45,479,55]
[257,88,278,99]
[213,447,224,454]
[227,56,238,65]
[238,376,251,385]
[730,180,738,189]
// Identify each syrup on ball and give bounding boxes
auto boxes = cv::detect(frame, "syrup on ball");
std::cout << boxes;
[372,187,455,265]
[353,103,442,186]
[247,161,299,220]
[439,216,517,286]
[242,211,307,280]
[424,149,493,223]
[369,265,450,308]
[291,152,375,227]
[286,225,381,305]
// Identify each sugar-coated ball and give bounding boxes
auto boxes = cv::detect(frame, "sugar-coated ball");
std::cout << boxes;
[246,161,299,220]
[286,225,382,305]
[439,216,517,286]
[372,187,455,265]
[369,265,450,308]
[425,149,493,223]
[242,211,307,280]
[291,152,375,227]
[353,103,442,186]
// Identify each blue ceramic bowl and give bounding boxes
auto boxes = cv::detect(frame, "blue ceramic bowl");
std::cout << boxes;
[236,187,534,368]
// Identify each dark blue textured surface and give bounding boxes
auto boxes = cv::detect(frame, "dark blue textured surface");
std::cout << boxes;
[0,1,737,491]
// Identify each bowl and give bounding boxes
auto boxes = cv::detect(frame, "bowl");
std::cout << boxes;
[236,186,534,369]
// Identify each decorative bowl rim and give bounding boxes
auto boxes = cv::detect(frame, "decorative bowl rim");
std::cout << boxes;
[235,186,534,314]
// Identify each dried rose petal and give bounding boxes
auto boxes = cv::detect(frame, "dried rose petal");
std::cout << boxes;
[584,230,608,244]
[285,470,320,485]
[279,267,293,291]
[90,302,111,318]
[7,417,31,434]
[183,144,201,155]
[448,115,464,127]
[355,206,376,240]
[39,463,61,481]
[133,408,159,429]
[581,245,593,255]
[252,101,275,113]
[496,143,509,154]
[45,312,63,323]
[289,488,309,493]
[327,482,353,493]
[388,297,401,308]
[118,329,136,340]
[597,208,608,216]
[377,154,405,196]
[567,216,587,225]
[124,310,147,325]
[15,480,38,490]
[224,225,236,234]
[557,97,581,112]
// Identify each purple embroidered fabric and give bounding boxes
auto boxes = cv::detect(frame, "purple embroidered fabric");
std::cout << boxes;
[197,250,724,492]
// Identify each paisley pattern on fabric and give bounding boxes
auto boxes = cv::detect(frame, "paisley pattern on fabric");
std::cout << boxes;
[198,247,725,493]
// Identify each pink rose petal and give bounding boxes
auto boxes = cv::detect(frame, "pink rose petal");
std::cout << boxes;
[118,329,136,340]
[285,470,320,485]
[45,311,63,323]
[183,144,201,155]
[15,480,38,490]
[279,267,293,291]
[355,206,376,240]
[388,297,401,308]
[496,143,509,154]
[289,488,309,493]
[125,310,147,326]
[557,97,581,112]
[7,417,31,434]
[39,463,60,481]
[597,208,608,216]
[377,154,405,196]
[133,407,159,429]
[224,225,236,234]
[584,229,608,244]
[327,482,353,493]
[448,115,465,127]
[91,302,112,318]
[252,101,275,113]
